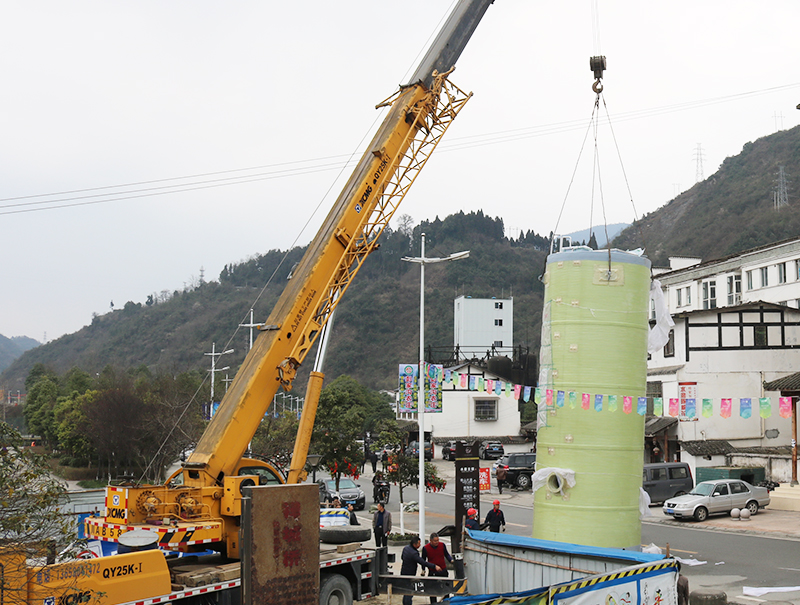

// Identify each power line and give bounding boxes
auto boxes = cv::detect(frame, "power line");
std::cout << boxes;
[2,82,799,217]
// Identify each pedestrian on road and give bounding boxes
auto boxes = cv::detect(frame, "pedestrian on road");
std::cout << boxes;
[372,502,392,547]
[401,537,441,605]
[381,449,389,471]
[496,466,507,494]
[676,562,689,605]
[422,532,453,603]
[370,449,379,473]
[464,508,480,530]
[485,500,505,532]
[347,503,359,525]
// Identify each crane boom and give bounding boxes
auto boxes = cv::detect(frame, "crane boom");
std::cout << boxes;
[187,0,493,484]
[85,0,494,560]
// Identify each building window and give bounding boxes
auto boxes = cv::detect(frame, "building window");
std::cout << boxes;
[494,319,503,326]
[754,325,767,347]
[474,399,497,421]
[760,267,769,287]
[495,302,503,309]
[664,329,675,357]
[685,286,691,305]
[493,340,503,347]
[746,270,754,290]
[778,263,787,284]
[650,299,656,320]
[727,275,741,305]
[702,281,716,310]
[677,289,682,307]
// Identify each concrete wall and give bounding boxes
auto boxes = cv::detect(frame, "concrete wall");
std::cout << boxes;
[728,453,794,483]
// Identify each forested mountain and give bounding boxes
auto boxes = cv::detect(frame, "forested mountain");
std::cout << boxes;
[0,335,39,373]
[0,211,550,394]
[613,125,800,265]
[5,125,798,395]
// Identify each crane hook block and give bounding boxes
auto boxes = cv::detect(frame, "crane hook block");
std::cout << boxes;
[589,56,607,80]
[589,55,606,94]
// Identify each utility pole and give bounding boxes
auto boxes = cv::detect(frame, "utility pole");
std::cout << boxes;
[204,343,234,413]
[773,111,784,131]
[222,373,233,393]
[239,308,262,351]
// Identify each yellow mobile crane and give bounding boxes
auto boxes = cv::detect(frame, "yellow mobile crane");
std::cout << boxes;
[2,2,494,604]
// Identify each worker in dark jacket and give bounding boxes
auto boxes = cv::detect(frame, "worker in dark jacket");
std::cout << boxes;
[464,508,480,530]
[401,537,441,605]
[484,500,505,532]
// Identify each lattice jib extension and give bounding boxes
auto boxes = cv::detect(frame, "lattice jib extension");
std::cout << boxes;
[287,75,472,370]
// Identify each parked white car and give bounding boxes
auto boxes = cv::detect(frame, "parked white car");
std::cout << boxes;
[663,479,770,522]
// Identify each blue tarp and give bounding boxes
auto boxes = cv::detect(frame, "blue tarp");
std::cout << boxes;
[465,529,663,564]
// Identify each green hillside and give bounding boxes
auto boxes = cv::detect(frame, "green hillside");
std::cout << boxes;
[6,125,798,396]
[613,125,800,265]
[0,211,549,394]
[0,335,40,374]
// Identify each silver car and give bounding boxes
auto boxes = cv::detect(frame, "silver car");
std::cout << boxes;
[663,479,770,522]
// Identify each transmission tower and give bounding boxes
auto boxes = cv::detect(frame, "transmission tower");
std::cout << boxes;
[693,143,705,183]
[773,166,790,210]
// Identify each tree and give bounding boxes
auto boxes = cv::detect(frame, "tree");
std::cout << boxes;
[251,409,300,470]
[0,423,76,600]
[384,453,446,504]
[23,376,60,447]
[138,371,206,482]
[54,390,97,466]
[384,451,446,534]
[396,213,415,238]
[312,376,367,489]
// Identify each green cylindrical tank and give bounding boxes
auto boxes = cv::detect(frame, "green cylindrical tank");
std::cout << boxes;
[533,247,651,548]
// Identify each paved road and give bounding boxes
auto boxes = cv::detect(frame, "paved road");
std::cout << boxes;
[352,461,800,605]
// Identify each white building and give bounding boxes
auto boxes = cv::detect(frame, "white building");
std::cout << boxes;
[653,237,800,314]
[648,237,800,477]
[396,364,522,441]
[454,295,513,358]
[398,294,524,449]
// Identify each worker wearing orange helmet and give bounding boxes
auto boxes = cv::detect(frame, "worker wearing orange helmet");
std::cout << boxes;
[485,500,505,532]
[464,507,480,530]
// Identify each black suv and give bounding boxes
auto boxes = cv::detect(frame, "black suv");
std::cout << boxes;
[441,440,466,461]
[405,440,433,461]
[496,453,537,489]
[478,441,505,460]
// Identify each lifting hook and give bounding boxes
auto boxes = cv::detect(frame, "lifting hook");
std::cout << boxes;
[589,55,607,94]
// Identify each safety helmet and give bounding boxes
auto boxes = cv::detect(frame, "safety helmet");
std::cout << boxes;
[493,500,500,505]
[467,508,477,517]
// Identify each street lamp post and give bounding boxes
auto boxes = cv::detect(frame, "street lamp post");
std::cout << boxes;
[402,233,469,542]
[307,453,323,483]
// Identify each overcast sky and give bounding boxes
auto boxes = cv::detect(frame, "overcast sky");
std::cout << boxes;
[2,1,798,342]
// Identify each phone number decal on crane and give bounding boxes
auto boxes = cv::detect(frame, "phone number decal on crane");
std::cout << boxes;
[84,519,221,546]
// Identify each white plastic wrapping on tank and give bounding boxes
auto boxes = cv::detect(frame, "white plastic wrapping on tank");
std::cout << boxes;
[648,279,674,353]
[531,467,577,496]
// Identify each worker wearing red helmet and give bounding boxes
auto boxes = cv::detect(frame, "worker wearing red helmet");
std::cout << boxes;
[464,507,480,530]
[485,500,505,532]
